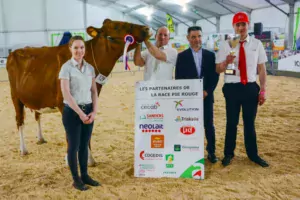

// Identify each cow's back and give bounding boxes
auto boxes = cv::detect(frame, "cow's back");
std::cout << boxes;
[6,45,71,109]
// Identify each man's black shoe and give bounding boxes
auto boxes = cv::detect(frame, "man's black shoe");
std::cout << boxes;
[207,154,218,163]
[222,155,234,167]
[250,157,269,167]
[73,180,88,191]
[82,175,101,186]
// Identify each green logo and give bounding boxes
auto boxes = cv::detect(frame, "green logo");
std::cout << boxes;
[165,154,174,168]
[174,144,181,152]
[180,159,205,179]
[174,100,183,108]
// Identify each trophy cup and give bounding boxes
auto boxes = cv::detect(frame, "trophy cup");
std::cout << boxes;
[225,34,240,75]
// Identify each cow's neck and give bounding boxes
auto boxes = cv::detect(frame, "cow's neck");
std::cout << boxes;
[87,37,136,77]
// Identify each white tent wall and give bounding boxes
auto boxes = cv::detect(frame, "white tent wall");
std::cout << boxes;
[87,4,122,27]
[123,15,142,27]
[0,0,4,56]
[251,4,289,34]
[196,17,217,34]
[0,0,3,32]
[0,0,142,55]
[219,14,235,33]
[177,21,194,36]
[176,2,300,39]
[47,0,84,30]
[4,0,45,31]
[3,0,46,49]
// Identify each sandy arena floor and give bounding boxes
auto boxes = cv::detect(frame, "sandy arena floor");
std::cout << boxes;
[0,63,299,200]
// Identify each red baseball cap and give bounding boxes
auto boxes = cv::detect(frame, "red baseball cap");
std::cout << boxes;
[232,12,249,24]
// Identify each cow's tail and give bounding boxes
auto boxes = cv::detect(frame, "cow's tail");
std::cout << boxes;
[6,52,17,81]
[6,52,22,93]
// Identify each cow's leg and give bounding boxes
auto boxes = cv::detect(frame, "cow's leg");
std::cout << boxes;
[58,104,71,166]
[86,83,102,166]
[35,112,47,144]
[12,97,27,155]
[88,142,96,167]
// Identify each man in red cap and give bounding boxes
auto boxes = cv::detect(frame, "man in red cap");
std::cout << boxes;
[215,12,269,167]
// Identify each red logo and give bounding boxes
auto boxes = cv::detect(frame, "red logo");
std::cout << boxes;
[180,126,195,135]
[140,150,145,160]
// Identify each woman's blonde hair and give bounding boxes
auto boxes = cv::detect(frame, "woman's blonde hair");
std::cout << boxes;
[68,35,85,48]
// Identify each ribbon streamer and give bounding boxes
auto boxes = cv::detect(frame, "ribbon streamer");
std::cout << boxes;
[123,35,135,71]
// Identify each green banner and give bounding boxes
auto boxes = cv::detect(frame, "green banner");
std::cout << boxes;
[51,32,85,46]
[166,14,175,33]
[293,7,300,50]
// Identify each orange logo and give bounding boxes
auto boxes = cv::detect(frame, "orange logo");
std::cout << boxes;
[151,135,164,148]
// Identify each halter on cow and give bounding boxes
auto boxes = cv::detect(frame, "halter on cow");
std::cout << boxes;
[6,19,150,165]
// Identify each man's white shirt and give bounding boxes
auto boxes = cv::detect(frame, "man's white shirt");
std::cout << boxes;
[216,35,268,83]
[141,45,178,81]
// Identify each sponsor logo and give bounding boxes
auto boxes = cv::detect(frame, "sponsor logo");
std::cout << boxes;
[180,162,202,179]
[165,154,174,168]
[140,113,164,121]
[141,102,160,110]
[175,116,199,122]
[151,135,164,148]
[174,100,199,112]
[174,144,200,152]
[295,60,300,67]
[193,170,202,178]
[174,100,183,108]
[138,170,146,176]
[139,150,163,160]
[139,124,163,133]
[163,171,176,175]
[138,164,155,171]
[174,144,181,152]
[180,126,195,135]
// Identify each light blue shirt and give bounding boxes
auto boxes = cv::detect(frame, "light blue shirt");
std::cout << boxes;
[191,47,202,77]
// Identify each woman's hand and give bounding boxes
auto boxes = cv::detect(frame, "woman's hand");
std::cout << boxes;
[79,113,89,123]
[85,112,96,124]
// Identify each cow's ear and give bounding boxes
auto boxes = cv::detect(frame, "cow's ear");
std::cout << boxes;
[87,26,99,38]
[103,19,112,25]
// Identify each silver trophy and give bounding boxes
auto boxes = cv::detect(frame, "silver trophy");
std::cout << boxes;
[225,34,240,75]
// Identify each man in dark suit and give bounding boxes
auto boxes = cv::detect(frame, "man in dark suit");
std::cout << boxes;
[175,26,219,163]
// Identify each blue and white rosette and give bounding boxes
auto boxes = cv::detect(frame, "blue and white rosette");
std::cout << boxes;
[123,34,135,70]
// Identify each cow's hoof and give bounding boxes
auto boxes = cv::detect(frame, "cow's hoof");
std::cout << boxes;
[36,139,47,145]
[20,150,29,156]
[88,159,96,167]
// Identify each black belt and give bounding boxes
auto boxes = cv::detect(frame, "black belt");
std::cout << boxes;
[224,82,256,85]
[64,103,92,111]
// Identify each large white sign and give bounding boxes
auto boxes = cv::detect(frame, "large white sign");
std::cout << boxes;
[134,79,205,180]
[278,54,300,72]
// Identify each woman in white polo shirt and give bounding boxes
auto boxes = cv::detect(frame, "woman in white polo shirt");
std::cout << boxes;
[59,36,99,191]
[216,12,269,168]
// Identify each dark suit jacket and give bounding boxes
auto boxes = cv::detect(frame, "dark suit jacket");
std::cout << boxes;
[175,48,219,102]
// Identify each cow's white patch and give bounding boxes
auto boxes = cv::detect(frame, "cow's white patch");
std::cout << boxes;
[35,107,59,114]
[19,125,28,155]
[64,149,96,167]
[37,118,43,140]
[88,148,96,167]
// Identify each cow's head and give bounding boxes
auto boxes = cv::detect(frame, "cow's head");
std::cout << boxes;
[86,19,150,50]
